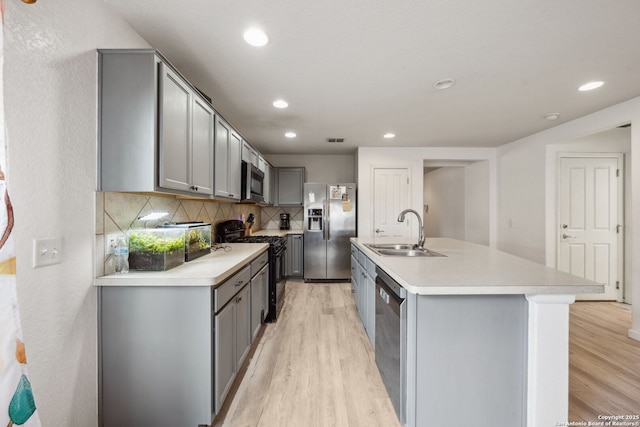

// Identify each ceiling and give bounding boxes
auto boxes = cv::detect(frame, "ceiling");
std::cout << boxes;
[104,0,640,155]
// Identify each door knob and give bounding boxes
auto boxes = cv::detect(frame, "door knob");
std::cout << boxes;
[561,224,568,229]
[562,233,575,239]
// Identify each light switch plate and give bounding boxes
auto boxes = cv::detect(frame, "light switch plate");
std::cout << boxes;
[33,238,63,268]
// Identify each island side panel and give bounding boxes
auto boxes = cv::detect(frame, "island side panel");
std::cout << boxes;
[99,286,213,427]
[414,295,528,427]
[525,295,575,427]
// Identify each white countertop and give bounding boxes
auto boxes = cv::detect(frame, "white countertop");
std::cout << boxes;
[351,237,604,296]
[95,243,269,287]
[251,229,303,237]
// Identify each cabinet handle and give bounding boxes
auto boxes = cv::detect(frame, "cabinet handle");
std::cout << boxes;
[235,280,244,287]
[237,296,242,303]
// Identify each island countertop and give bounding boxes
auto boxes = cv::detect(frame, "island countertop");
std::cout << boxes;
[95,243,269,287]
[351,237,604,296]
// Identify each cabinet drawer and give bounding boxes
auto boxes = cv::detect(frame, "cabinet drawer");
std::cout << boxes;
[215,265,251,312]
[351,244,359,259]
[358,249,367,266]
[251,251,269,277]
[365,256,376,278]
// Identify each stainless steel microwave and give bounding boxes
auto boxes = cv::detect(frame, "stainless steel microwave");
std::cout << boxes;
[241,161,265,203]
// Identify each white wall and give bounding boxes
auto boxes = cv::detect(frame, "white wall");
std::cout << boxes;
[424,167,466,240]
[265,154,355,183]
[5,2,149,426]
[465,160,490,245]
[423,161,490,245]
[496,97,640,340]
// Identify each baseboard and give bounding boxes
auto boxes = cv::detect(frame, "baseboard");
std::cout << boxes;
[628,328,640,341]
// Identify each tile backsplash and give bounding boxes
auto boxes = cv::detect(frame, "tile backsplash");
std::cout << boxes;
[261,206,303,230]
[96,192,261,276]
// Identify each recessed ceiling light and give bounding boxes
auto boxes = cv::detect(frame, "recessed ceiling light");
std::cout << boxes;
[433,78,456,90]
[273,99,288,109]
[578,81,604,91]
[544,113,560,121]
[285,132,296,138]
[243,28,269,47]
[383,133,396,139]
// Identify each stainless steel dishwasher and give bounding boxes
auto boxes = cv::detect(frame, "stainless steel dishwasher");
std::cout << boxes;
[375,266,407,424]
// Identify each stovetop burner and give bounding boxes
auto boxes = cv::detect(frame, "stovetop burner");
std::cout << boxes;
[216,220,285,251]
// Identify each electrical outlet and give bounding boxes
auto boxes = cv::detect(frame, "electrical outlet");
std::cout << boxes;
[33,238,63,268]
[105,233,121,255]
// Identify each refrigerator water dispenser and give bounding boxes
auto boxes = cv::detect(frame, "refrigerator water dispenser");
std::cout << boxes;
[308,209,323,231]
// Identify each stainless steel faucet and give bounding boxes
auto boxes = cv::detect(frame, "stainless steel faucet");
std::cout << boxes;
[397,209,425,248]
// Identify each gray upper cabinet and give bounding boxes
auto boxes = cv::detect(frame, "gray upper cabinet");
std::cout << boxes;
[98,49,214,196]
[159,64,214,195]
[191,97,215,194]
[276,167,305,206]
[214,117,242,200]
[242,140,258,167]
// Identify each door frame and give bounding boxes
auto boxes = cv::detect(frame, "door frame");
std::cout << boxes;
[555,152,625,301]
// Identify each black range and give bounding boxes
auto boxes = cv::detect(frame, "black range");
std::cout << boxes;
[216,220,286,322]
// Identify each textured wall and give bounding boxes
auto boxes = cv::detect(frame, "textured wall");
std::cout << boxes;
[4,1,148,426]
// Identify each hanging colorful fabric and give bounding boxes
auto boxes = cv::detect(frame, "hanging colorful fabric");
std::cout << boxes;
[0,2,41,426]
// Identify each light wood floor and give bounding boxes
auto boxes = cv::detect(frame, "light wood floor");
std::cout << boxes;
[569,302,640,421]
[215,280,400,427]
[216,284,640,426]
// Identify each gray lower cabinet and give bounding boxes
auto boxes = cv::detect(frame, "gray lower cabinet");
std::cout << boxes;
[99,259,262,427]
[350,244,375,344]
[99,49,214,196]
[276,167,305,206]
[213,265,251,413]
[251,264,269,340]
[286,234,304,277]
[215,296,236,412]
[100,286,214,427]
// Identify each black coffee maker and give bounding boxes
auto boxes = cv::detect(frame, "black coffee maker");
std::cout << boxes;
[279,213,290,230]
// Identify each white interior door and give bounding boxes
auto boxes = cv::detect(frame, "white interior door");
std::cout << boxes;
[373,168,410,238]
[557,155,623,301]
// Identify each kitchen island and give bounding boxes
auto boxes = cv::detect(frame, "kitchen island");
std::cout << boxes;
[351,237,603,427]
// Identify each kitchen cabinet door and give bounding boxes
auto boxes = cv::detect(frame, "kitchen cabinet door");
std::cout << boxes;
[214,118,242,200]
[214,300,236,413]
[250,264,269,340]
[190,97,214,195]
[287,234,304,277]
[159,64,191,192]
[235,284,251,369]
[276,167,305,206]
[228,130,242,199]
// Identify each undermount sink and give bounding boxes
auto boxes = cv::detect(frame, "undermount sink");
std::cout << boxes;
[364,244,446,257]
[366,243,415,250]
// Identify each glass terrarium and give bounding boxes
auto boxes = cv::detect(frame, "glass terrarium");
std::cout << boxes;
[126,228,185,271]
[160,222,212,261]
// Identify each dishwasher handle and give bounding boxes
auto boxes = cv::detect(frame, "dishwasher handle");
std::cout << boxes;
[375,270,405,308]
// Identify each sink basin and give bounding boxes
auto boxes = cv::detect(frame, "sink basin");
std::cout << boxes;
[364,244,446,257]
[365,243,415,250]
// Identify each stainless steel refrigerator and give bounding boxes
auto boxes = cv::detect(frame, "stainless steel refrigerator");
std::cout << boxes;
[304,183,356,281]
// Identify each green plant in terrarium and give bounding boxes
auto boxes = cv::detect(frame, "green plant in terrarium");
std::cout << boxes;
[129,232,184,253]
[126,229,185,271]
[187,230,209,249]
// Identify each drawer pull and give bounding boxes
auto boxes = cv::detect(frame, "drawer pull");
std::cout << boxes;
[235,280,244,287]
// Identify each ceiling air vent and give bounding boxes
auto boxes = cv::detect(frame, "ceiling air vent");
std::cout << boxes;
[326,138,345,143]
